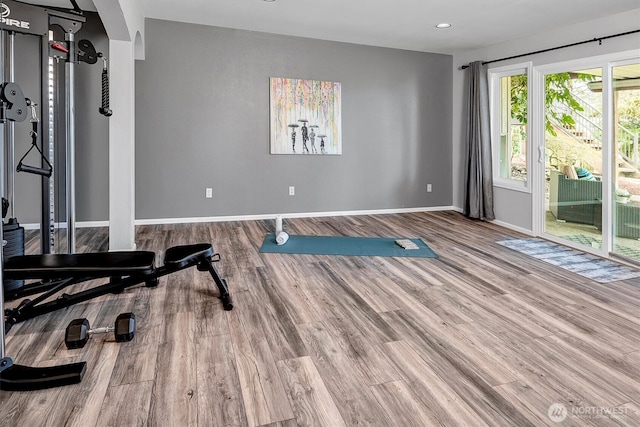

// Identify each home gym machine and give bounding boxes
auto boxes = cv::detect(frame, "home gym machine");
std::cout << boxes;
[0,91,234,392]
[0,0,93,391]
[1,0,110,261]
[1,2,233,392]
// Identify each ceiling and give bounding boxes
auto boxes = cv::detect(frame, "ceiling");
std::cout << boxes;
[19,0,640,54]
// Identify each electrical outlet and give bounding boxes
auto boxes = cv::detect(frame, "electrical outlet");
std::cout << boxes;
[289,186,295,196]
[427,184,432,193]
[205,187,213,198]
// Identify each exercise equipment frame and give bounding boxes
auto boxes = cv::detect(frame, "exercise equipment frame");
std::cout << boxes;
[1,243,233,391]
[0,1,220,393]
[2,0,102,255]
[0,0,90,392]
[4,243,233,328]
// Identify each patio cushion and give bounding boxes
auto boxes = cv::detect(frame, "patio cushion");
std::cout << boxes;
[576,167,596,181]
[562,164,578,179]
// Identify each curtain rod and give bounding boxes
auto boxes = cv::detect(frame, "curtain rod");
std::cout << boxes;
[460,29,640,70]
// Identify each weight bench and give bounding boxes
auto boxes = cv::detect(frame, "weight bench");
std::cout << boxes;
[1,243,232,391]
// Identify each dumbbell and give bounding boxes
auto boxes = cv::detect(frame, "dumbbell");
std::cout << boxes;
[65,312,136,349]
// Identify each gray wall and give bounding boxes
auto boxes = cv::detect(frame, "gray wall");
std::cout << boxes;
[74,13,110,223]
[135,19,453,220]
[12,33,42,224]
[12,12,109,225]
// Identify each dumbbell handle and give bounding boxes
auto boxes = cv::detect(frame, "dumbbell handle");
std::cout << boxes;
[65,313,135,349]
[88,326,115,335]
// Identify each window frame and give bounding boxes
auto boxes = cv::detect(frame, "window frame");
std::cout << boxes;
[488,61,533,193]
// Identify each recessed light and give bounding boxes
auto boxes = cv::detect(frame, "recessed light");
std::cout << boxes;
[435,23,452,29]
[263,0,276,2]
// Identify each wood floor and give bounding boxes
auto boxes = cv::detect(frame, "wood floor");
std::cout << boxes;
[1,211,639,426]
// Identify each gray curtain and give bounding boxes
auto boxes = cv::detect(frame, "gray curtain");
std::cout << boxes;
[463,61,495,220]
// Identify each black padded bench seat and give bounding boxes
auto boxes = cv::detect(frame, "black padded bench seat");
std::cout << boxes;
[3,243,231,330]
[164,243,213,269]
[4,251,156,280]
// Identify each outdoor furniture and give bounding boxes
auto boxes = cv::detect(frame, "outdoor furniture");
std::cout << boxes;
[594,200,640,239]
[550,170,640,238]
[549,170,602,225]
[616,200,640,238]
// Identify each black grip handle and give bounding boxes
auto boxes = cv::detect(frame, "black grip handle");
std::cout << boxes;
[16,121,53,178]
[99,68,112,117]
[16,164,52,178]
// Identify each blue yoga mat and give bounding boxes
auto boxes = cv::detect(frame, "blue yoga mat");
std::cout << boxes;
[260,234,437,258]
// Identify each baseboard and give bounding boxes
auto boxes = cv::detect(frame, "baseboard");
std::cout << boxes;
[134,206,457,226]
[450,206,534,236]
[76,221,110,228]
[19,207,457,229]
[490,219,535,236]
[21,221,110,230]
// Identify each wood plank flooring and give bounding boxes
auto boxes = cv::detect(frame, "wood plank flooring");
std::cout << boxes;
[1,211,640,426]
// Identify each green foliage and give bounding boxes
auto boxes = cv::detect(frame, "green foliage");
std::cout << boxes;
[617,90,640,133]
[509,72,596,136]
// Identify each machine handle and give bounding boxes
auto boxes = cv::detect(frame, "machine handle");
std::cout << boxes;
[98,55,112,117]
[16,164,52,178]
[16,106,53,178]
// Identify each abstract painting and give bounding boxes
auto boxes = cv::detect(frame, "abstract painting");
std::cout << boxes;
[270,77,342,155]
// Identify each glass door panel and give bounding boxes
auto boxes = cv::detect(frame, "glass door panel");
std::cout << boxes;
[545,68,604,250]
[611,62,640,263]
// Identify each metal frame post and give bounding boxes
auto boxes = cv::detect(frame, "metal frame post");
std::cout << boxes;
[41,32,52,253]
[5,31,14,219]
[64,31,75,253]
[0,25,6,361]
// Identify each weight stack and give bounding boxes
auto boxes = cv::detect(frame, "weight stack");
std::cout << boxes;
[3,218,25,292]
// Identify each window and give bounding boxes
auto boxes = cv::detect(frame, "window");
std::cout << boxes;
[489,63,532,191]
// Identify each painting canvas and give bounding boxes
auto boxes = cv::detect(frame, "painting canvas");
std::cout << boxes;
[270,77,342,155]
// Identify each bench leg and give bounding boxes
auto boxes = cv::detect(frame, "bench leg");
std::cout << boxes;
[199,256,233,311]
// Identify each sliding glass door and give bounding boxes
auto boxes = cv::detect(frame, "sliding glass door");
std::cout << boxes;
[540,58,640,264]
[544,67,604,251]
[611,62,640,263]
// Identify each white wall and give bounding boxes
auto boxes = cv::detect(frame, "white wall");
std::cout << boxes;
[94,0,145,249]
[452,9,640,232]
